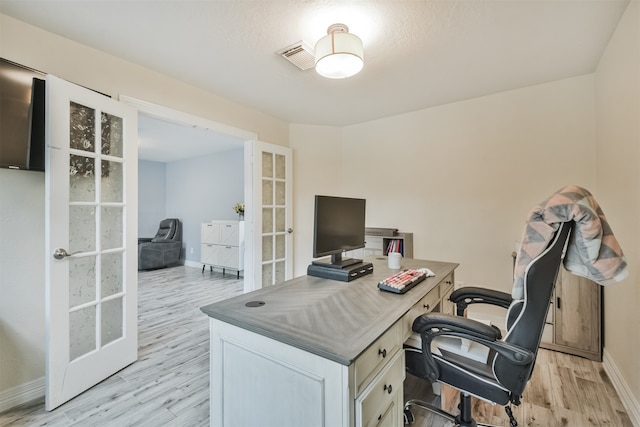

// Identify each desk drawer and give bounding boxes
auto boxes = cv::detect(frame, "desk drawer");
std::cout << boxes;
[440,273,454,298]
[402,287,440,339]
[355,321,402,396]
[357,350,404,427]
[441,281,455,315]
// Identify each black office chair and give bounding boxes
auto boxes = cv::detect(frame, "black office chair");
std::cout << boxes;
[404,220,573,427]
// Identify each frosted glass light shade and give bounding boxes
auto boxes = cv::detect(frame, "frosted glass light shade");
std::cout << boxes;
[315,28,364,79]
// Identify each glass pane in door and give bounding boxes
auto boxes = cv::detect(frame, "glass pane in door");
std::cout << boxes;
[276,235,285,259]
[262,264,273,287]
[262,180,273,205]
[69,256,96,308]
[69,155,95,202]
[262,235,273,261]
[262,152,273,178]
[101,112,123,157]
[101,252,123,298]
[101,206,123,250]
[101,160,123,201]
[275,154,286,179]
[275,208,285,233]
[70,102,95,152]
[101,298,123,346]
[69,306,96,361]
[275,181,285,205]
[262,208,273,233]
[69,206,96,253]
[275,261,285,283]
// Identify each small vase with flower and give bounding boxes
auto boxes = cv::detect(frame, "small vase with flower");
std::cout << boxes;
[233,202,245,220]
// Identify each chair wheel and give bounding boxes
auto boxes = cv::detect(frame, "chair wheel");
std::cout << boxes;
[403,408,415,424]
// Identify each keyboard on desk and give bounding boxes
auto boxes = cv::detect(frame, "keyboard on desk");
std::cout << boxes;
[378,269,427,294]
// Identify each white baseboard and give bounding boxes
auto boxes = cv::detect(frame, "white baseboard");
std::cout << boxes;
[183,259,201,268]
[603,348,640,426]
[0,376,44,413]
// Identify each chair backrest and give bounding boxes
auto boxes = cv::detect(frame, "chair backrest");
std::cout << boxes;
[152,218,181,243]
[493,221,573,397]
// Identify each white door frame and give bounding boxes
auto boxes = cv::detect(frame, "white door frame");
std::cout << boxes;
[118,96,258,293]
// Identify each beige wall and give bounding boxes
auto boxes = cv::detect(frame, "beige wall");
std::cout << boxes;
[0,13,289,398]
[290,124,344,270]
[595,0,640,419]
[292,75,596,293]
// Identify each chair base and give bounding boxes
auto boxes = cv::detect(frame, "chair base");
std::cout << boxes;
[403,395,506,427]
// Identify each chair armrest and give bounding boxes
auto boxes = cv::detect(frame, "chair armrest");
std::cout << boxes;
[411,312,533,382]
[413,312,502,341]
[450,286,513,315]
[138,237,153,244]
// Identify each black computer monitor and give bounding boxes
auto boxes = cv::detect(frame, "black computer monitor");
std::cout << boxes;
[312,195,366,269]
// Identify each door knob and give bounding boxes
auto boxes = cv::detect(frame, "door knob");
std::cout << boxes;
[287,228,293,234]
[53,248,75,260]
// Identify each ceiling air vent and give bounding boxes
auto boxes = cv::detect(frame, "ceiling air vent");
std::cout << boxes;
[277,41,315,71]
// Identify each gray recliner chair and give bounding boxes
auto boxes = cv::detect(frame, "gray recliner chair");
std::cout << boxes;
[138,218,182,270]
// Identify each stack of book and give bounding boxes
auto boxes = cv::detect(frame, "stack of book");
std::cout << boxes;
[387,239,403,255]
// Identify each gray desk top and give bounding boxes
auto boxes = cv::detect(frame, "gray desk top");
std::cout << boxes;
[201,257,458,366]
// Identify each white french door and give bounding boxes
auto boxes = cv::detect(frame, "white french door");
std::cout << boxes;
[248,141,293,290]
[45,75,138,410]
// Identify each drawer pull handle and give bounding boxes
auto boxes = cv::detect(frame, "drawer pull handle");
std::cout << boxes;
[423,304,430,310]
[378,348,387,358]
[383,384,393,394]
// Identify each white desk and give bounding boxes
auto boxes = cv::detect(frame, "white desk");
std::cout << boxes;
[201,257,457,427]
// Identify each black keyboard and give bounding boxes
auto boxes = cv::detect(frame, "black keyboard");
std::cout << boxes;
[378,269,427,294]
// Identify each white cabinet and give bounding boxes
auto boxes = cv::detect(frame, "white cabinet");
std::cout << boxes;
[201,221,244,277]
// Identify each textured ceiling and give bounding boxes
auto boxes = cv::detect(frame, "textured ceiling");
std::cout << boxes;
[0,0,630,128]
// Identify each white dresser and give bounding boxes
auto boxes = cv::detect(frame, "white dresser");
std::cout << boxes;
[201,221,244,278]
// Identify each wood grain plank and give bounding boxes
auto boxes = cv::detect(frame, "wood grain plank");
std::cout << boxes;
[0,266,242,426]
[0,266,633,427]
[404,348,631,427]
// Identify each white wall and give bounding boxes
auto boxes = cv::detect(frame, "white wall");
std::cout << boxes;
[292,75,596,297]
[138,160,167,238]
[595,0,640,422]
[0,170,45,394]
[166,149,244,263]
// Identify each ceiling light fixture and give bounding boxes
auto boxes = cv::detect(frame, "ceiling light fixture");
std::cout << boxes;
[314,23,364,79]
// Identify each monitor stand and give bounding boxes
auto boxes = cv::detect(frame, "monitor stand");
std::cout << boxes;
[311,252,362,269]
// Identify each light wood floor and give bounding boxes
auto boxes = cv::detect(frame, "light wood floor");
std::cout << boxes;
[404,344,634,427]
[0,266,243,426]
[0,266,633,426]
